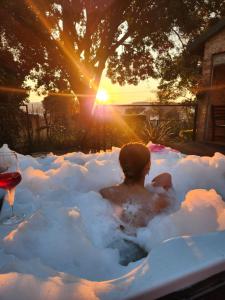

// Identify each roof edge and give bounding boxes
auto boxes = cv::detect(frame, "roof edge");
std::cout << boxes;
[189,17,225,53]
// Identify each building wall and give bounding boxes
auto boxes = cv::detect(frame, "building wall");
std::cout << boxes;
[202,28,225,84]
[197,28,225,141]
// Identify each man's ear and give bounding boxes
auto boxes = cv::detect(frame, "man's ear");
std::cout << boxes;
[143,161,151,175]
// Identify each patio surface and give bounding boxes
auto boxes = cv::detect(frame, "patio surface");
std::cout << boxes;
[165,141,225,156]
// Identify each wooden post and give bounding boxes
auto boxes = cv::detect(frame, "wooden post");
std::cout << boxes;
[20,104,32,152]
[192,103,198,141]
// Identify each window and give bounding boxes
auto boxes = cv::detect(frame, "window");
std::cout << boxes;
[212,53,225,87]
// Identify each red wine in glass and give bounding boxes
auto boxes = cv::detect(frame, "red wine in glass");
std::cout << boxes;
[0,172,22,214]
[0,172,22,190]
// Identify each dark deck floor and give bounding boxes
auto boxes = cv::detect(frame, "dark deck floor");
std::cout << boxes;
[31,141,225,157]
[165,141,225,156]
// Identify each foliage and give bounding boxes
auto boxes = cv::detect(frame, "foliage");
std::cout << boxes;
[0,3,30,149]
[0,98,24,148]
[155,2,225,102]
[43,94,78,116]
[0,71,28,149]
[179,129,193,141]
[144,120,175,143]
[42,94,78,142]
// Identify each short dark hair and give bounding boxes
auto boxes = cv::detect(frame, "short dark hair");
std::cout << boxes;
[119,142,150,181]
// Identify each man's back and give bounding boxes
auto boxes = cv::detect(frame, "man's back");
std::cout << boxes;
[100,183,169,227]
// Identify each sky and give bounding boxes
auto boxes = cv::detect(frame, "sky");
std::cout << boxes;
[98,75,158,104]
[29,73,159,104]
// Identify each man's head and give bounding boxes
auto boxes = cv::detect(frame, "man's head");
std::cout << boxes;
[119,142,151,182]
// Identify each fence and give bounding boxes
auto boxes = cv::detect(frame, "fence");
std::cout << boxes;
[0,103,33,152]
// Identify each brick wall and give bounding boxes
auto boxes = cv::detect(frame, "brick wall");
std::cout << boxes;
[203,28,225,84]
[197,28,225,141]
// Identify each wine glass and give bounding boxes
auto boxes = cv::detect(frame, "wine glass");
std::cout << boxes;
[0,150,22,225]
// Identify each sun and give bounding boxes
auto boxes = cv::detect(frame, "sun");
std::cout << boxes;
[96,89,109,104]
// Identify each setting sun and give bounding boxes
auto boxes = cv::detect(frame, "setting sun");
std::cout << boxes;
[96,89,109,104]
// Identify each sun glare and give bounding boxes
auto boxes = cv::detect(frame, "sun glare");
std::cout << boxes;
[96,89,109,104]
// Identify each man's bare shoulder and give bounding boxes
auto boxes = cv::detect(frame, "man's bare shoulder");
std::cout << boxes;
[99,185,126,205]
[99,185,120,200]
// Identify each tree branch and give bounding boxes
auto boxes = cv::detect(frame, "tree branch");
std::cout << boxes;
[109,30,131,55]
[172,28,185,49]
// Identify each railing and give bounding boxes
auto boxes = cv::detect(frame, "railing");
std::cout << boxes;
[0,102,198,153]
[90,103,198,151]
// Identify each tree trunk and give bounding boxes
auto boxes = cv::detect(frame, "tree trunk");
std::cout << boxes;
[77,93,96,151]
[72,72,104,151]
[79,95,95,126]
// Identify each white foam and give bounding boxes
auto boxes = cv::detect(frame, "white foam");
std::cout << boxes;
[0,144,224,299]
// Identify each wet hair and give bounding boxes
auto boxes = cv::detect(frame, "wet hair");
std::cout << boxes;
[119,142,150,182]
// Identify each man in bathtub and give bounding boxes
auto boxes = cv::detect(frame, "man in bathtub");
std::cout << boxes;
[100,142,175,232]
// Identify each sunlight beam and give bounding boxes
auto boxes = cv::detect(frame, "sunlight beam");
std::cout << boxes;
[25,0,99,94]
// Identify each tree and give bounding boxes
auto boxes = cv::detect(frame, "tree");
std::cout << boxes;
[0,89,28,148]
[42,94,78,141]
[0,39,28,148]
[1,0,225,124]
[155,2,225,102]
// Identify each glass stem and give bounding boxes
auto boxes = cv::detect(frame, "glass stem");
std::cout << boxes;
[11,205,14,217]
